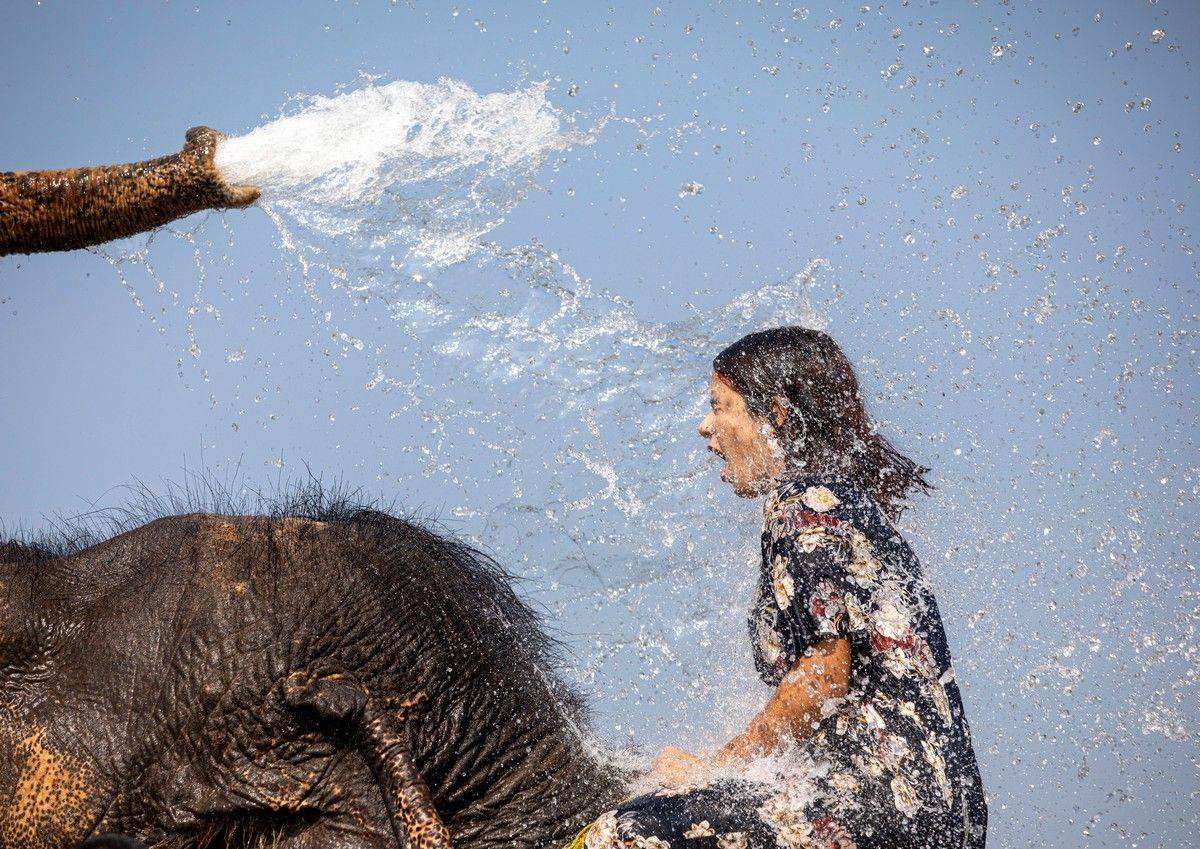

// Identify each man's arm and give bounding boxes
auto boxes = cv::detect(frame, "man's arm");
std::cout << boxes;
[649,636,851,787]
[715,636,851,764]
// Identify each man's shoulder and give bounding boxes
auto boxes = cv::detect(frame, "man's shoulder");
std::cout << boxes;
[771,473,862,512]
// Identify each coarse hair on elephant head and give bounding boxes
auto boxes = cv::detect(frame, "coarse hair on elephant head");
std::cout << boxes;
[0,484,627,849]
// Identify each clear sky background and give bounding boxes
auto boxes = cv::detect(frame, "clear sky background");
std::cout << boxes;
[1,3,1197,847]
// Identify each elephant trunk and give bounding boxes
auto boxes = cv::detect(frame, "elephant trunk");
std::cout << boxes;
[0,706,111,849]
[358,695,453,849]
[283,675,453,849]
[0,126,260,257]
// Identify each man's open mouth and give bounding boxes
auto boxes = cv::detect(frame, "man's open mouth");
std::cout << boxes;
[708,446,730,481]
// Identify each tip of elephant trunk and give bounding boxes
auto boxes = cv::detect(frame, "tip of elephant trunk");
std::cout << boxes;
[185,125,262,209]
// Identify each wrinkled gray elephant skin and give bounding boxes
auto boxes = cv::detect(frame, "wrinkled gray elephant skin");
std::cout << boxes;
[1,506,626,849]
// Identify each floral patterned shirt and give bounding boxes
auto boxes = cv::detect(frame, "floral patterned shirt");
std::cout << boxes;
[582,474,987,849]
[747,474,987,847]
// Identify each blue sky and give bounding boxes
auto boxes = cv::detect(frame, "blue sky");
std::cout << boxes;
[2,3,1197,847]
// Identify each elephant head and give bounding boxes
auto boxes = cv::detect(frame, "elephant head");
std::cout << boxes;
[0,506,626,848]
[0,126,259,256]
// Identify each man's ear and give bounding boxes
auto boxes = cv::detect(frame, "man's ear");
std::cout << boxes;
[771,394,788,429]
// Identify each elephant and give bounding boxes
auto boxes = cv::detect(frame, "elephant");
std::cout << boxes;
[0,126,259,256]
[0,500,628,848]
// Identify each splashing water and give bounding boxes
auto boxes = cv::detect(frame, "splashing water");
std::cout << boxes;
[204,78,830,756]
[215,78,594,270]
[347,244,830,763]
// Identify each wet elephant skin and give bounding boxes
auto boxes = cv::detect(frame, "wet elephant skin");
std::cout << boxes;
[0,506,626,849]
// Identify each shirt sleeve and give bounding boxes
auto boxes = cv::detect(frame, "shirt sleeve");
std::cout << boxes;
[764,494,865,656]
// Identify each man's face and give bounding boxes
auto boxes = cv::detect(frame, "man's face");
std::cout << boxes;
[697,373,783,497]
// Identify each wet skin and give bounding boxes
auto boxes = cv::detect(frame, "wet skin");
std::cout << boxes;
[697,372,787,498]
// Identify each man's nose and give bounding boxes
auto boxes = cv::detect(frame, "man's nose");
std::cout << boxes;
[698,414,712,437]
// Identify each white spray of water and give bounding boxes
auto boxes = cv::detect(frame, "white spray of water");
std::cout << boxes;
[215,78,593,268]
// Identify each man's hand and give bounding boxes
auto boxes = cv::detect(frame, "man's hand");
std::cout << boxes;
[648,744,707,788]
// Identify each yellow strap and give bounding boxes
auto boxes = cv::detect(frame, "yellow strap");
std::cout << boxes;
[563,821,593,849]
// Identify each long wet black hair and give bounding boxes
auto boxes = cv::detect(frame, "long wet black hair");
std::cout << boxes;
[712,326,931,519]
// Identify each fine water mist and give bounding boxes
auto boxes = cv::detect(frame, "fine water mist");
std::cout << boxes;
[215,78,595,270]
